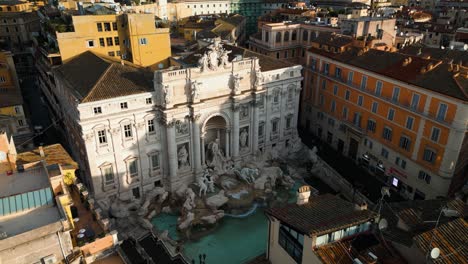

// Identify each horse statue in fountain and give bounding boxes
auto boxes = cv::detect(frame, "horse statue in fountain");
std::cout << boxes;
[233,168,258,184]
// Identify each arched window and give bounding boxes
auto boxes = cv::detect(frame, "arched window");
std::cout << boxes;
[292,31,297,41]
[284,31,289,42]
[264,31,269,42]
[303,30,308,41]
[276,32,281,43]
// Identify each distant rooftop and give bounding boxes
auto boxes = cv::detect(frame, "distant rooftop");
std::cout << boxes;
[266,194,378,236]
[0,166,49,198]
[17,143,79,170]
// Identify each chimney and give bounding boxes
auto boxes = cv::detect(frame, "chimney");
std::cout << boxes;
[297,185,312,205]
[39,146,45,158]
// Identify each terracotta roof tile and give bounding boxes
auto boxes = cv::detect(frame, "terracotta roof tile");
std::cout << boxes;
[266,194,378,235]
[16,143,78,170]
[54,51,153,103]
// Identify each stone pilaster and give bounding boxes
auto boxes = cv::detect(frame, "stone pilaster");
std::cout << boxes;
[191,119,201,173]
[252,100,259,152]
[165,123,178,190]
[232,104,240,158]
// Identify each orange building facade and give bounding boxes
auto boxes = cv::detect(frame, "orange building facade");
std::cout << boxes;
[301,43,468,200]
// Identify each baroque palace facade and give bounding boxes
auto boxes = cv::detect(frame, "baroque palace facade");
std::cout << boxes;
[45,43,302,207]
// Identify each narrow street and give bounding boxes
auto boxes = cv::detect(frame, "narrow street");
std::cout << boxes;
[299,129,405,203]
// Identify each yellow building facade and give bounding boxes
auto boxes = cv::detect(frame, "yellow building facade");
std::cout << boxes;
[56,13,171,68]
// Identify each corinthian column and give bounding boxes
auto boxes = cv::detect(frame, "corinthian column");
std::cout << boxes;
[166,122,177,190]
[191,118,201,173]
[232,105,240,158]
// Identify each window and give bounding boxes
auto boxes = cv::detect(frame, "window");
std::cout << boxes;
[331,100,336,113]
[106,37,113,46]
[139,38,148,45]
[347,71,354,84]
[114,36,119,45]
[147,119,155,134]
[14,106,20,114]
[360,75,367,90]
[97,23,103,32]
[112,22,117,30]
[324,63,329,75]
[103,166,114,185]
[284,51,288,58]
[120,102,128,109]
[431,127,440,142]
[406,116,414,130]
[124,124,132,138]
[17,119,24,126]
[321,79,326,90]
[276,52,280,59]
[436,103,447,121]
[286,116,292,129]
[146,98,152,104]
[284,31,289,41]
[272,119,279,134]
[276,32,281,43]
[258,122,265,137]
[99,38,105,47]
[392,87,400,102]
[116,50,121,56]
[401,159,406,169]
[342,107,348,119]
[317,112,324,120]
[98,130,107,144]
[353,112,362,127]
[319,94,324,106]
[333,85,338,95]
[310,58,316,70]
[345,90,350,100]
[104,22,111,31]
[371,102,378,113]
[423,148,437,164]
[93,107,102,114]
[388,108,395,121]
[411,93,420,110]
[129,160,138,177]
[335,67,342,79]
[108,51,115,57]
[86,40,95,48]
[132,187,140,198]
[0,76,5,83]
[381,147,389,159]
[357,96,363,106]
[418,171,431,184]
[375,81,383,96]
[382,127,392,141]
[278,225,303,263]
[367,119,376,132]
[328,118,335,127]
[151,153,160,171]
[399,136,411,151]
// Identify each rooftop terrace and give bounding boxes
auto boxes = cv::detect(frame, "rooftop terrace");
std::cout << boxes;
[0,166,49,198]
[0,205,61,237]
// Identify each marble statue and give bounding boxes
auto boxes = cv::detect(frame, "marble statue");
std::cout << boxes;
[220,49,232,67]
[208,45,219,70]
[196,175,208,196]
[191,80,201,101]
[183,188,196,211]
[163,85,170,105]
[232,74,243,93]
[240,128,248,149]
[203,168,215,193]
[254,70,264,86]
[176,121,189,136]
[198,53,209,72]
[207,139,226,173]
[178,145,189,169]
[234,167,258,184]
[308,146,318,164]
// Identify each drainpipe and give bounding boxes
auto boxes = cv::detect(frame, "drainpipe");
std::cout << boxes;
[56,231,68,264]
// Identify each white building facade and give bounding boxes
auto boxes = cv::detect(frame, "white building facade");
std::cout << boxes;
[72,46,302,206]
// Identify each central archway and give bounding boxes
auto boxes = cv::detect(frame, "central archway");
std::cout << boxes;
[202,115,230,167]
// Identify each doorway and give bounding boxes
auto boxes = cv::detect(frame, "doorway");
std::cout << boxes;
[348,138,359,160]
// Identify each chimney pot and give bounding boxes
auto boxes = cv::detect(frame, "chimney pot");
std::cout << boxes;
[297,185,312,205]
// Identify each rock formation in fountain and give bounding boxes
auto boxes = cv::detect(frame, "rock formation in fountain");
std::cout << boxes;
[200,210,225,224]
[233,167,258,184]
[206,190,229,210]
[139,187,168,216]
[254,167,282,190]
[178,212,195,230]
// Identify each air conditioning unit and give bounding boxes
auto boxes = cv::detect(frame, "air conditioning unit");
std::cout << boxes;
[42,255,57,264]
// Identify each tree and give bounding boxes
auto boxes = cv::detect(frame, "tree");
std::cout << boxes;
[64,172,75,186]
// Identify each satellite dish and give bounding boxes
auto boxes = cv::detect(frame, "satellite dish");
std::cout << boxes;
[431,248,440,259]
[378,218,388,230]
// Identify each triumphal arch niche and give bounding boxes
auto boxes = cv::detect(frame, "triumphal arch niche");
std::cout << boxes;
[154,41,303,191]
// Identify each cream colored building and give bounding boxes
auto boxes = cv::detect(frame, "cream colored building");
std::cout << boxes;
[45,43,302,207]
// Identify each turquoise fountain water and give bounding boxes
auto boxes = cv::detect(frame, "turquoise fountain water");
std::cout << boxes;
[151,182,302,263]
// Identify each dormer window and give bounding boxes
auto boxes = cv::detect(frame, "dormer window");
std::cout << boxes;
[146,98,152,104]
[93,106,102,114]
[120,102,128,109]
